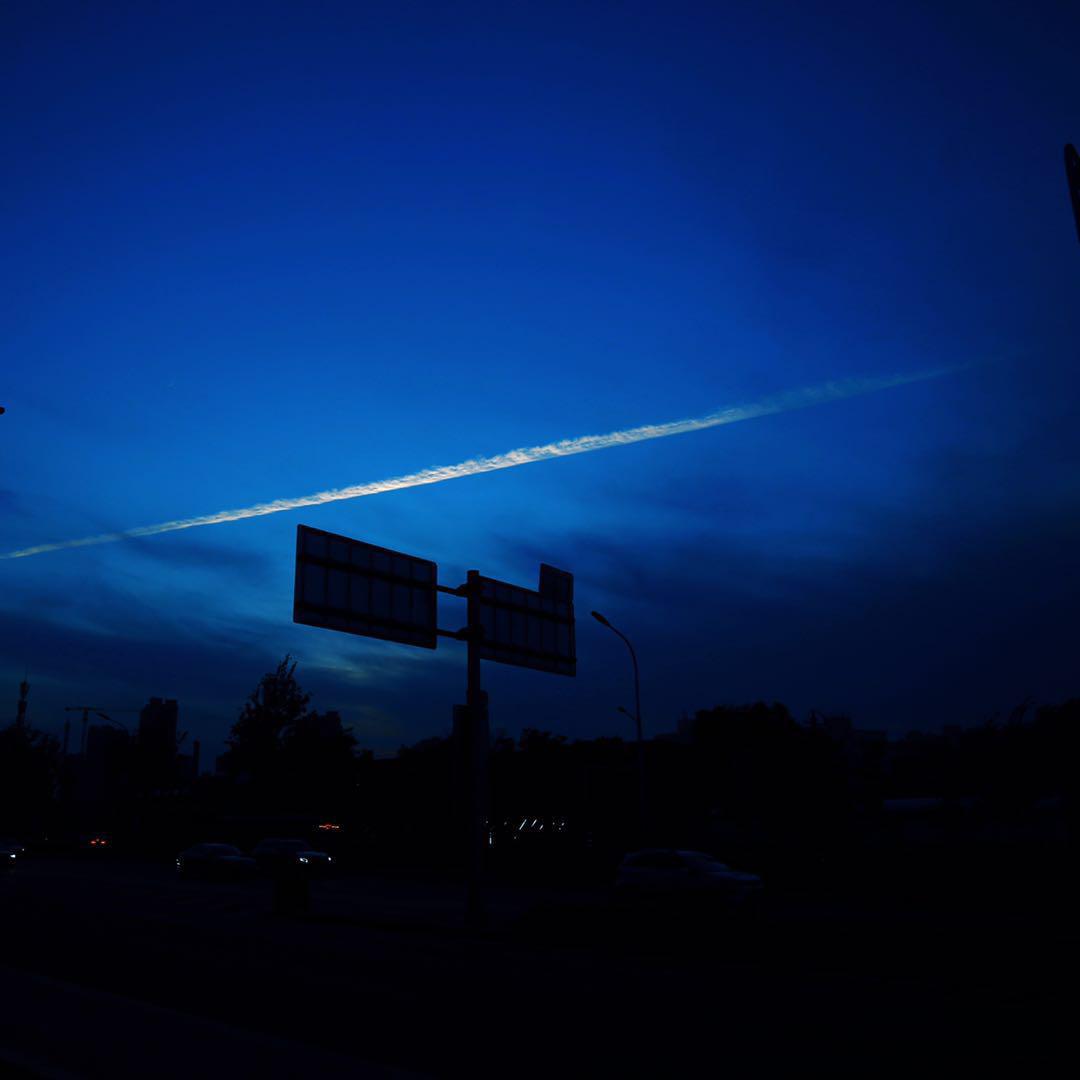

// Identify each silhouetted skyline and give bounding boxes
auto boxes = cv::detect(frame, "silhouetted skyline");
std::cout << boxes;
[4,3,1080,761]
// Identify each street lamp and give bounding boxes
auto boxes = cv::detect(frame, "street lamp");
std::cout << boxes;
[591,610,646,842]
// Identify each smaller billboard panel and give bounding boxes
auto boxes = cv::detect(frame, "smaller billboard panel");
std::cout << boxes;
[294,525,437,649]
[475,565,575,676]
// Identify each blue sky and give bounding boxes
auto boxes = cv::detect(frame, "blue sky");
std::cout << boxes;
[3,1,1079,759]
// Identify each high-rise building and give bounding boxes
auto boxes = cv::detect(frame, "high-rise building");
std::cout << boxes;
[138,697,178,788]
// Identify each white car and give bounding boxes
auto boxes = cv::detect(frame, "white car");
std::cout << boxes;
[615,849,763,907]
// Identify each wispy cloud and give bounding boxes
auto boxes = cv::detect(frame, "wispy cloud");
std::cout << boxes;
[1,367,955,560]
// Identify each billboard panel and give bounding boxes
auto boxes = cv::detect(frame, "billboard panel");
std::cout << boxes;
[293,525,437,649]
[475,564,575,676]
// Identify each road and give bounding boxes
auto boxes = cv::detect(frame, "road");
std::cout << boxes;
[0,857,1074,1076]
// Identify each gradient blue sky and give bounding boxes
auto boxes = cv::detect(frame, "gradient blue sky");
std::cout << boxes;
[3,1,1079,759]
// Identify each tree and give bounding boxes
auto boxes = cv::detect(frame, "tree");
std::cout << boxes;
[517,729,567,754]
[222,656,363,811]
[221,656,310,788]
[281,708,358,810]
[688,701,850,857]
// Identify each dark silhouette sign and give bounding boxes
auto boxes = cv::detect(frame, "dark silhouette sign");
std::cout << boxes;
[293,525,438,649]
[475,564,576,676]
[292,522,574,925]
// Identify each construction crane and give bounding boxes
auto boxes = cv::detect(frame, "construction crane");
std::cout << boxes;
[63,706,140,756]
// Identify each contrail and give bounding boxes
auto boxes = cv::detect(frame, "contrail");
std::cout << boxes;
[1,367,953,560]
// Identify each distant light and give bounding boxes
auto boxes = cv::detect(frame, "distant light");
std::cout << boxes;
[298,856,309,864]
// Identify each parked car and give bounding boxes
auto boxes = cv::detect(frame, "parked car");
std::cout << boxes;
[252,837,334,874]
[176,843,257,880]
[615,849,763,908]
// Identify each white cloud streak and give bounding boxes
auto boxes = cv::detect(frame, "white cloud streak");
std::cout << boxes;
[1,367,954,560]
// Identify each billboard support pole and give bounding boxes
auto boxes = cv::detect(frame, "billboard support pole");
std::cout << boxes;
[465,570,488,928]
[294,525,573,929]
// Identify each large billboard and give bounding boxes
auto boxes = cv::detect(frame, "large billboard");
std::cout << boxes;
[293,525,438,649]
[475,564,575,676]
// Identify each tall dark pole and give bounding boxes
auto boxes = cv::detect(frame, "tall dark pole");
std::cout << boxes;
[592,612,646,843]
[15,676,29,729]
[464,570,488,927]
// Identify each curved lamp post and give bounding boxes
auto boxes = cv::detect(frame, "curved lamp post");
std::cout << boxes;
[591,610,646,842]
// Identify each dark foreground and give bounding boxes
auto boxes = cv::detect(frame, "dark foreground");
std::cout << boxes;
[1,857,1075,1077]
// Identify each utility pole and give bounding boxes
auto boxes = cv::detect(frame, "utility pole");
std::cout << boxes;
[463,570,490,927]
[592,611,646,845]
[15,675,29,728]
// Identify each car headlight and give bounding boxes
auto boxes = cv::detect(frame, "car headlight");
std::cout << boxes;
[298,856,309,864]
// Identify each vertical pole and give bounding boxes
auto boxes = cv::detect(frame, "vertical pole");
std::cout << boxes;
[16,677,29,729]
[631,645,645,844]
[608,623,646,845]
[466,572,482,711]
[465,570,487,927]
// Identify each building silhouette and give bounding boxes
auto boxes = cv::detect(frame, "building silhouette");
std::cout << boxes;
[138,697,179,791]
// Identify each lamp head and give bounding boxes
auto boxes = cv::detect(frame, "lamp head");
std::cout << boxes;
[590,610,610,627]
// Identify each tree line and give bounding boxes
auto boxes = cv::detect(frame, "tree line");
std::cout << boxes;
[2,657,1077,892]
